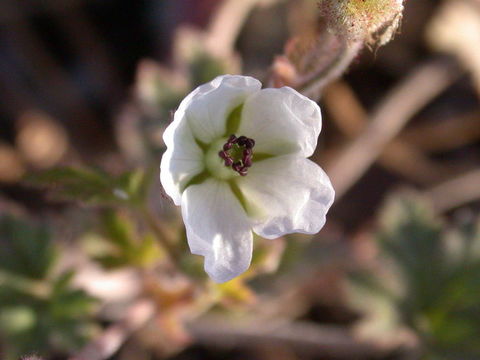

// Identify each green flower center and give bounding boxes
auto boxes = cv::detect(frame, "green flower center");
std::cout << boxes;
[204,135,255,180]
[218,134,255,177]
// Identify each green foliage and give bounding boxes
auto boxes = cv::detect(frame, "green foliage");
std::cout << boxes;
[0,216,56,280]
[189,52,228,88]
[148,76,186,114]
[0,216,98,359]
[27,165,169,270]
[86,211,162,269]
[27,167,153,207]
[348,193,480,359]
[0,273,98,359]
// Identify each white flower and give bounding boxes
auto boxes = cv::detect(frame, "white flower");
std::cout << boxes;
[160,75,334,283]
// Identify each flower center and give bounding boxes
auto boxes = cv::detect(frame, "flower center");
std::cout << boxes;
[218,134,255,177]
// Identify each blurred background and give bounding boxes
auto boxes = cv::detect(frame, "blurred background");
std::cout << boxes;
[0,0,480,359]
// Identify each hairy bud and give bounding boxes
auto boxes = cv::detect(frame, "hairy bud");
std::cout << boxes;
[318,0,405,46]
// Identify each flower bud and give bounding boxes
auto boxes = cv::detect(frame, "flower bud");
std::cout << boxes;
[318,0,405,46]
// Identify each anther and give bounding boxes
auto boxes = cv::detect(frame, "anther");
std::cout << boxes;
[232,162,243,172]
[218,151,228,159]
[245,139,255,149]
[237,136,248,146]
[219,134,256,176]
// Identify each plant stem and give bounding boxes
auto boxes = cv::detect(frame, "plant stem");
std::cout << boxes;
[140,205,181,266]
[299,40,363,101]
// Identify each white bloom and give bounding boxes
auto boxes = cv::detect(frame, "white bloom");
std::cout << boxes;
[160,75,334,283]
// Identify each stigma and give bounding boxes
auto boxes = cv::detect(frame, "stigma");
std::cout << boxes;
[218,134,255,176]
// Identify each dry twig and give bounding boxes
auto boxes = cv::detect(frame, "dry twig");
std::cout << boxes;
[70,299,156,360]
[323,81,454,185]
[205,0,269,58]
[400,111,480,153]
[187,318,385,359]
[425,169,480,213]
[326,58,461,199]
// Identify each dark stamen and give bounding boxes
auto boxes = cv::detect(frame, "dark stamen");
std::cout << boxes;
[237,136,248,146]
[218,151,228,159]
[245,139,255,149]
[219,134,256,176]
[232,161,242,172]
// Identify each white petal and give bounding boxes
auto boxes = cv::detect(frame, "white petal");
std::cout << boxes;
[181,178,253,283]
[160,116,204,205]
[184,75,261,143]
[238,87,322,157]
[160,75,260,205]
[237,156,334,239]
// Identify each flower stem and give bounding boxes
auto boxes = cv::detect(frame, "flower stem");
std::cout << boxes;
[140,205,181,267]
[299,40,363,101]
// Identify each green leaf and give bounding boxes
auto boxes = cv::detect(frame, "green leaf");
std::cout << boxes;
[92,212,162,269]
[102,211,134,250]
[189,52,228,87]
[26,167,155,207]
[0,216,56,280]
[92,254,127,269]
[347,191,480,357]
[115,168,155,206]
[51,270,75,296]
[132,234,163,266]
[0,270,98,359]
[26,167,119,205]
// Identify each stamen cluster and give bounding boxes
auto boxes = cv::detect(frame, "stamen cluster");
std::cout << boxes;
[218,134,255,176]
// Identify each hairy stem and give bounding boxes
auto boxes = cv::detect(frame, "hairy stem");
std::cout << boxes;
[299,40,363,100]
